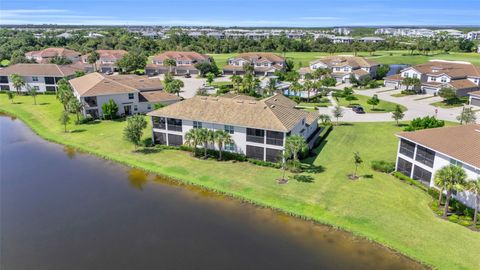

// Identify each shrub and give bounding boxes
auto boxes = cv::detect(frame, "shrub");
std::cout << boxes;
[247,159,281,169]
[371,160,395,173]
[404,116,445,131]
[392,171,428,191]
[101,99,118,120]
[345,95,358,101]
[448,214,459,222]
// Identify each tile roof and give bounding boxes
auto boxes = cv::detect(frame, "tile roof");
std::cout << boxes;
[138,91,181,103]
[0,63,82,77]
[397,124,480,168]
[409,61,480,78]
[25,47,81,60]
[384,74,403,81]
[312,56,379,68]
[147,94,318,132]
[151,51,210,63]
[469,90,480,97]
[232,52,285,64]
[69,72,163,97]
[82,50,128,61]
[447,79,479,90]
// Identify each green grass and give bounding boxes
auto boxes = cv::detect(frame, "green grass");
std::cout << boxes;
[336,94,407,113]
[1,94,480,270]
[298,100,331,108]
[208,50,480,69]
[430,97,469,108]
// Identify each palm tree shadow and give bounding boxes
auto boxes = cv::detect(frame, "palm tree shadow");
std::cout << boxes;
[291,174,315,183]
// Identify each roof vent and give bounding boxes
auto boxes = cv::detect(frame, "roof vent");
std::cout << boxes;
[270,105,275,108]
[274,98,278,101]
[249,101,256,104]
[236,100,244,103]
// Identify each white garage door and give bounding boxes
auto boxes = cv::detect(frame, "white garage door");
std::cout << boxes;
[471,97,480,107]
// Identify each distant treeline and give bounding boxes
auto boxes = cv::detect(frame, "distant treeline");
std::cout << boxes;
[0,28,477,63]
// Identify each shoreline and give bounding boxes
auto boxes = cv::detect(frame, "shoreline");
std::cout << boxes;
[0,108,432,269]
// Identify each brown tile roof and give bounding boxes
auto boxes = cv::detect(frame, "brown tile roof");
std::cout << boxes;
[82,50,128,61]
[147,94,318,132]
[447,79,479,90]
[409,61,480,79]
[397,124,480,168]
[469,90,480,97]
[0,63,82,77]
[138,91,181,103]
[69,72,163,97]
[25,47,81,59]
[233,52,285,64]
[352,69,369,76]
[151,51,210,63]
[312,56,379,68]
[384,74,403,81]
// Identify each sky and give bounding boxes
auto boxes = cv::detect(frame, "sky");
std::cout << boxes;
[0,0,479,27]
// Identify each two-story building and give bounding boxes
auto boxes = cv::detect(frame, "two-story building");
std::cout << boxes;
[147,94,321,162]
[145,51,211,76]
[299,56,380,83]
[25,47,82,63]
[469,91,480,107]
[69,72,180,118]
[81,50,128,73]
[0,63,82,92]
[384,60,480,96]
[395,125,480,210]
[222,53,286,76]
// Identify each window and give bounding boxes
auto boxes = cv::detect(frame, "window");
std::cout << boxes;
[167,118,182,132]
[0,76,8,84]
[193,121,202,129]
[44,77,55,85]
[450,159,464,167]
[415,146,435,167]
[246,145,264,160]
[396,157,413,177]
[153,132,167,145]
[167,134,183,146]
[399,139,415,158]
[32,76,39,82]
[0,85,10,90]
[431,77,436,82]
[147,104,151,110]
[441,77,447,83]
[266,130,284,146]
[33,86,40,91]
[46,86,56,92]
[412,165,432,186]
[152,117,166,129]
[128,93,135,100]
[246,128,265,143]
[134,105,138,111]
[412,73,418,78]
[224,125,234,134]
[224,142,235,152]
[266,148,282,163]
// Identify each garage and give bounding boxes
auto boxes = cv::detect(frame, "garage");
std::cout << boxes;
[471,96,480,107]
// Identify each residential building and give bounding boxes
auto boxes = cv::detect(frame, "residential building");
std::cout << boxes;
[56,32,73,39]
[147,94,321,162]
[331,36,355,44]
[395,125,480,210]
[145,51,211,76]
[222,52,286,76]
[25,47,82,63]
[69,72,180,118]
[0,63,82,92]
[434,29,466,39]
[299,56,380,83]
[384,60,480,96]
[358,37,386,43]
[332,27,352,36]
[81,50,128,73]
[469,91,480,106]
[467,31,480,41]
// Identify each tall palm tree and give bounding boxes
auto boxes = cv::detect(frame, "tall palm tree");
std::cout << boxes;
[303,79,315,103]
[68,98,84,123]
[198,128,215,159]
[284,135,307,162]
[87,51,100,72]
[242,63,254,75]
[214,130,233,161]
[27,84,37,105]
[465,179,480,228]
[56,80,74,111]
[184,128,203,156]
[266,78,277,96]
[164,59,177,74]
[231,75,243,93]
[434,165,468,217]
[10,74,25,95]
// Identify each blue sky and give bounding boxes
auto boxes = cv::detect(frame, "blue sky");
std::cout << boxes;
[1,0,479,26]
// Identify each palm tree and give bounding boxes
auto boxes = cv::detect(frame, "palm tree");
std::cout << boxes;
[465,179,480,228]
[10,74,25,95]
[165,79,184,96]
[27,84,37,105]
[56,80,74,111]
[164,59,177,74]
[284,135,307,162]
[184,128,203,156]
[68,98,84,123]
[304,78,314,102]
[242,63,254,75]
[214,130,233,161]
[266,78,277,96]
[87,51,100,72]
[231,75,243,93]
[434,165,468,217]
[198,128,215,159]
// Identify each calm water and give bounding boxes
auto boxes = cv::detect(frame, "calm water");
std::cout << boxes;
[0,115,427,270]
[387,64,410,76]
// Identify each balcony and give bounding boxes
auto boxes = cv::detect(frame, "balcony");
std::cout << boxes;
[83,97,98,108]
[246,135,264,144]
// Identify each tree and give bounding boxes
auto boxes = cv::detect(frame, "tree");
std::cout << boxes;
[353,152,363,178]
[163,58,177,74]
[59,111,70,133]
[123,115,148,149]
[101,99,118,120]
[214,130,233,161]
[27,85,37,105]
[404,116,444,131]
[231,75,243,92]
[465,179,480,228]
[195,61,219,77]
[391,105,405,126]
[434,165,467,217]
[117,51,147,73]
[198,128,215,159]
[367,94,380,110]
[75,70,86,77]
[49,56,72,65]
[375,64,390,79]
[319,114,331,125]
[266,78,277,96]
[402,77,420,91]
[7,91,14,103]
[184,128,204,156]
[10,74,25,94]
[68,98,84,123]
[164,79,184,96]
[332,105,344,125]
[284,135,307,163]
[206,72,215,85]
[438,87,458,104]
[56,79,74,111]
[87,51,100,71]
[456,107,477,125]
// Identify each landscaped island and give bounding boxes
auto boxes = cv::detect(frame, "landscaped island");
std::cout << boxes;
[1,93,479,270]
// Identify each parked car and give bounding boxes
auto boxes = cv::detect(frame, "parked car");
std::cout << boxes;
[105,71,113,75]
[184,73,191,78]
[352,105,365,114]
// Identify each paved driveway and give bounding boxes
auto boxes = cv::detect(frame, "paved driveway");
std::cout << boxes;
[155,74,207,99]
[319,86,480,123]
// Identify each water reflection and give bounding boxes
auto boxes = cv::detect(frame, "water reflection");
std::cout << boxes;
[63,146,76,159]
[128,168,149,190]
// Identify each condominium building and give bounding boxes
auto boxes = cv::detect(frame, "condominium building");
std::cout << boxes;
[25,47,82,63]
[81,50,128,73]
[145,51,211,76]
[147,94,321,162]
[222,53,286,76]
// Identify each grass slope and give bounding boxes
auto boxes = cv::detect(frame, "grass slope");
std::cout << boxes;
[336,94,407,113]
[1,94,480,270]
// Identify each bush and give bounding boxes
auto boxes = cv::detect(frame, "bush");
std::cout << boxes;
[248,159,281,169]
[404,116,445,131]
[345,95,358,101]
[371,160,395,173]
[392,171,428,191]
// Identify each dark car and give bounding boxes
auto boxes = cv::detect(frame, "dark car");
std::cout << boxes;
[352,105,365,114]
[184,73,191,78]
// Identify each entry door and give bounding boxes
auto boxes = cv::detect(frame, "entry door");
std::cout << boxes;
[124,105,132,116]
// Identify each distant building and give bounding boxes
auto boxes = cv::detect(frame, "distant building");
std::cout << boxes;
[222,52,286,76]
[332,27,352,36]
[69,72,180,118]
[467,31,480,41]
[358,37,386,43]
[384,60,480,96]
[56,32,73,39]
[81,50,128,73]
[145,51,211,76]
[331,36,355,44]
[25,47,82,63]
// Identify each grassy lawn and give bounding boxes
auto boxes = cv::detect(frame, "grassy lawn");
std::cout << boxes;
[298,100,331,108]
[430,97,469,108]
[1,94,480,270]
[209,50,480,69]
[336,94,407,113]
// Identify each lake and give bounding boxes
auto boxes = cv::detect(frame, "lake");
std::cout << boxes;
[0,115,427,270]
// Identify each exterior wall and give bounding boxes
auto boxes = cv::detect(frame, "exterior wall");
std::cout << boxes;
[0,75,63,92]
[310,62,329,70]
[395,138,480,210]
[469,95,480,106]
[75,91,141,117]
